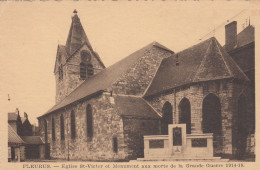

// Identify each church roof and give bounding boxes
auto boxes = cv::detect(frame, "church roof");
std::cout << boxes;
[8,124,25,144]
[8,113,17,121]
[236,25,255,49]
[21,136,44,145]
[65,12,93,55]
[114,95,160,119]
[40,42,173,117]
[145,37,249,97]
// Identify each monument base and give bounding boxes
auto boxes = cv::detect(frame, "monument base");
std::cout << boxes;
[139,124,229,162]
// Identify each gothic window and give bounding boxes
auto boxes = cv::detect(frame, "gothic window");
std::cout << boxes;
[80,62,86,79]
[86,104,93,139]
[58,54,61,63]
[87,64,94,76]
[52,117,55,141]
[81,50,91,62]
[71,110,76,139]
[44,120,48,143]
[59,65,63,81]
[179,98,191,134]
[235,94,248,159]
[60,114,65,140]
[113,137,118,153]
[80,50,92,79]
[202,93,222,156]
[161,102,173,135]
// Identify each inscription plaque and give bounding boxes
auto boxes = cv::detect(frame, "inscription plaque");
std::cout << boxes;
[191,138,207,147]
[149,140,164,148]
[173,127,182,146]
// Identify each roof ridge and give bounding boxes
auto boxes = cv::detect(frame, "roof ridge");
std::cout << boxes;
[152,41,174,53]
[192,38,214,82]
[214,38,233,77]
[216,40,250,82]
[174,37,214,56]
[141,98,162,118]
[8,124,25,144]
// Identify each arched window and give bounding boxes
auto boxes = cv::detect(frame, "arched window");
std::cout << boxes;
[81,50,91,62]
[60,114,65,140]
[52,117,55,141]
[161,102,173,135]
[234,94,248,159]
[87,64,94,76]
[71,110,76,139]
[113,137,118,153]
[44,120,48,143]
[80,62,86,79]
[202,93,222,156]
[80,50,91,79]
[59,65,63,81]
[179,97,191,134]
[86,104,93,139]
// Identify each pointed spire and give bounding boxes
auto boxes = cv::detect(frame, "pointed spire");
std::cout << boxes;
[73,9,77,15]
[66,10,93,55]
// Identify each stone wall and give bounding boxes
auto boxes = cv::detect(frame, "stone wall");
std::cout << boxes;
[145,79,239,157]
[123,118,160,160]
[55,45,105,104]
[112,46,172,96]
[38,93,128,161]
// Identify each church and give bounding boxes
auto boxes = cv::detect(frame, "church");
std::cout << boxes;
[38,10,255,161]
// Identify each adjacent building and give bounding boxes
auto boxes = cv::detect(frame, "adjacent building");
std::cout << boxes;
[8,109,44,161]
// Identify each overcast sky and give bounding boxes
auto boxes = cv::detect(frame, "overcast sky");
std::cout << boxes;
[0,1,258,125]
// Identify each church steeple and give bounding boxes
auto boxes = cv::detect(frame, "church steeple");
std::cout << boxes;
[66,9,93,55]
[54,10,105,104]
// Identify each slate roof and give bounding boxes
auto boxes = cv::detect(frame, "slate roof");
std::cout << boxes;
[8,124,25,144]
[145,37,249,97]
[236,25,255,49]
[39,42,173,118]
[21,136,44,145]
[113,95,160,119]
[8,113,17,121]
[66,13,93,55]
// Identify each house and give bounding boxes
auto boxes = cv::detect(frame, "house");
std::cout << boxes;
[21,136,45,159]
[8,109,45,161]
[8,124,25,162]
[37,10,255,161]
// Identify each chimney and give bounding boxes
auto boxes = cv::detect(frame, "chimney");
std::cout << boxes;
[225,21,237,51]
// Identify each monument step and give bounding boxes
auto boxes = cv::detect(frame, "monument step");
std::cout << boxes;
[134,157,229,162]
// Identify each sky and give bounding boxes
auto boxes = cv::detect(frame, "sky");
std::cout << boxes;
[0,1,258,125]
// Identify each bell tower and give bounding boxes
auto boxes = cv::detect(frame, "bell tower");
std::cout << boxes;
[54,10,105,104]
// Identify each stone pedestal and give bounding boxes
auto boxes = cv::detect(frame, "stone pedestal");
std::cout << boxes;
[168,124,186,156]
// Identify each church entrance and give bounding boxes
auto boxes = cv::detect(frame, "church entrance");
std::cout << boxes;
[161,102,173,135]
[179,98,191,134]
[202,93,222,156]
[235,94,248,159]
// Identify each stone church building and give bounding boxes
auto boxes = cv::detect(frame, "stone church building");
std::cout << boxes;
[38,10,255,161]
